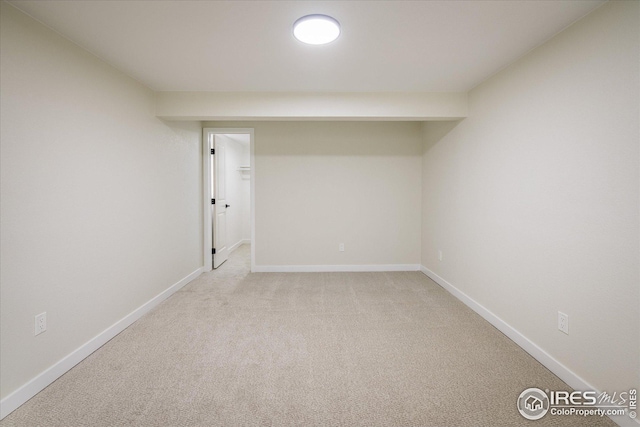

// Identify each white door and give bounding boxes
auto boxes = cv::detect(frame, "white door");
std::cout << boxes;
[212,135,229,268]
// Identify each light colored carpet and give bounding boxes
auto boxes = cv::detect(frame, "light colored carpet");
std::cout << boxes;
[1,245,614,426]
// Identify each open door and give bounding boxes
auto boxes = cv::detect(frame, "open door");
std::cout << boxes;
[203,127,254,273]
[212,135,229,268]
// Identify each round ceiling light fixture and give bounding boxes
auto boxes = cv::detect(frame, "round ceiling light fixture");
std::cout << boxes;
[293,14,341,45]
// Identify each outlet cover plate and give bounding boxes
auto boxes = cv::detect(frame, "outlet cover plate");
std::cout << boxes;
[35,312,47,336]
[558,312,569,334]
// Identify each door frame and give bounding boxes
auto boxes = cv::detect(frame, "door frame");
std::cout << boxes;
[202,128,255,272]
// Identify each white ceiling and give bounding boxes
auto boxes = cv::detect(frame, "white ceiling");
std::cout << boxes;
[9,0,605,93]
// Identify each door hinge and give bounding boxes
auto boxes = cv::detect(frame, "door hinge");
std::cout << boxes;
[211,198,215,205]
[212,248,216,255]
[211,148,215,155]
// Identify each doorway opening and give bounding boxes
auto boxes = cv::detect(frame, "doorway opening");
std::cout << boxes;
[203,128,254,272]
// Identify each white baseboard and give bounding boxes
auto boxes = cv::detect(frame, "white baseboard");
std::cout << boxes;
[254,264,420,273]
[0,267,204,420]
[420,266,637,427]
[229,239,251,253]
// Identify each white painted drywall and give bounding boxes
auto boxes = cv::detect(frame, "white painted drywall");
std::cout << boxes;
[157,91,468,121]
[206,121,422,267]
[0,2,202,401]
[238,142,251,243]
[217,134,250,251]
[421,0,638,395]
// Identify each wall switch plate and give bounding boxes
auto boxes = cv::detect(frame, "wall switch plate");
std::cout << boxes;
[558,312,569,334]
[35,312,47,336]
[339,243,345,252]
[438,250,443,261]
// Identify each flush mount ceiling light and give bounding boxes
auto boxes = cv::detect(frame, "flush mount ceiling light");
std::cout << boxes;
[293,14,341,45]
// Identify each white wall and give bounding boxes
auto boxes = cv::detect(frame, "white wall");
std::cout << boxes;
[217,134,250,250]
[206,121,423,268]
[239,144,251,243]
[421,0,638,397]
[157,91,468,121]
[0,1,202,405]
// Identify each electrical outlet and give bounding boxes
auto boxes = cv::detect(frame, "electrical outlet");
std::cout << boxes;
[35,312,47,336]
[558,312,569,334]
[339,243,345,252]
[438,250,443,261]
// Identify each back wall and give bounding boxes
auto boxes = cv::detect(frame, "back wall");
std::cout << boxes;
[206,121,423,269]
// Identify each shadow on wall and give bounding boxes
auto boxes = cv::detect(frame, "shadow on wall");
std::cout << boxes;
[423,120,463,153]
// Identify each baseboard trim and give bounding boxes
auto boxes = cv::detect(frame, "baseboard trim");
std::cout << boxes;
[228,240,242,253]
[254,264,421,273]
[420,266,637,427]
[229,239,251,254]
[0,267,204,420]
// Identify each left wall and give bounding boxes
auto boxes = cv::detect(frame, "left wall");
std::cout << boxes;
[0,1,203,414]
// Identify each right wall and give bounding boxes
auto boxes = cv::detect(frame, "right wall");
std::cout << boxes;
[421,0,638,399]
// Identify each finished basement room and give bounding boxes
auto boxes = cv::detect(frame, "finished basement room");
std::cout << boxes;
[1,1,638,426]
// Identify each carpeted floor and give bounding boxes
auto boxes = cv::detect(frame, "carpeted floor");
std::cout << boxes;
[1,245,614,426]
